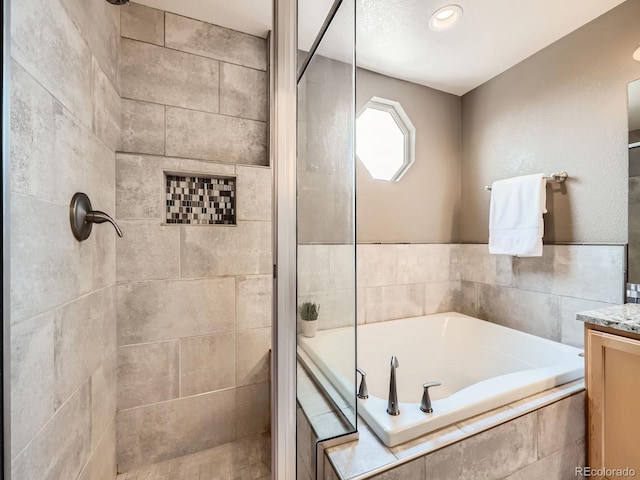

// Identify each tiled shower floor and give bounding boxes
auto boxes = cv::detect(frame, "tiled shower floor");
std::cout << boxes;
[116,433,271,480]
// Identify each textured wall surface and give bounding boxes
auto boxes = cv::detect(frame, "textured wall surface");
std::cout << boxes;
[460,0,640,244]
[116,3,271,472]
[10,0,121,478]
[356,69,461,243]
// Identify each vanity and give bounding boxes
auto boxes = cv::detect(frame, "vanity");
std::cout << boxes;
[578,305,640,478]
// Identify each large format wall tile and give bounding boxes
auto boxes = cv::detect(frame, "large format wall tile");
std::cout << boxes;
[513,245,625,303]
[298,289,356,331]
[91,350,117,449]
[220,62,268,122]
[236,383,270,438]
[12,0,93,126]
[121,2,165,46]
[78,419,116,480]
[165,107,267,165]
[117,278,235,345]
[116,388,236,471]
[477,284,561,341]
[560,297,614,348]
[357,244,398,288]
[54,287,117,407]
[120,99,165,155]
[236,275,273,330]
[363,284,425,323]
[396,244,451,284]
[59,0,120,88]
[537,392,586,458]
[116,220,180,281]
[504,440,584,480]
[118,341,180,409]
[165,13,267,71]
[11,195,92,325]
[92,58,121,151]
[298,244,331,294]
[236,165,272,221]
[12,381,91,480]
[121,38,219,113]
[10,311,56,459]
[460,244,513,286]
[116,153,235,220]
[180,333,236,396]
[330,245,356,291]
[180,221,272,277]
[236,327,271,386]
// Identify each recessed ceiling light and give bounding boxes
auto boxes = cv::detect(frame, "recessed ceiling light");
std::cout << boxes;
[634,46,640,61]
[429,5,463,31]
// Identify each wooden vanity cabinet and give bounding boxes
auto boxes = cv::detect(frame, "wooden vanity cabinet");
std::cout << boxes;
[585,324,640,479]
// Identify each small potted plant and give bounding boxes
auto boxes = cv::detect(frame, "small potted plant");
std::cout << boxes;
[298,302,320,338]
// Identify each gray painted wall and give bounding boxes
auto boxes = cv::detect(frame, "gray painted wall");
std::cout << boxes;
[460,0,640,244]
[115,3,271,472]
[356,69,461,243]
[10,0,121,478]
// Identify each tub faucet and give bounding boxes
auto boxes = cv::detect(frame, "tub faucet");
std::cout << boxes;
[387,356,400,416]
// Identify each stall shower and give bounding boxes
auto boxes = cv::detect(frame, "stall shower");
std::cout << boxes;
[9,0,272,478]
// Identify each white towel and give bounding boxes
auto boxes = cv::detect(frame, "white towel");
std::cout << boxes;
[488,173,547,257]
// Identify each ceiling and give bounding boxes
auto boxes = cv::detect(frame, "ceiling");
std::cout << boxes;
[137,0,628,95]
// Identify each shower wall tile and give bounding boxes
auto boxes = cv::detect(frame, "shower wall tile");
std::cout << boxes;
[560,297,614,348]
[513,245,625,303]
[165,13,267,71]
[121,38,220,113]
[11,381,91,480]
[236,165,272,221]
[92,58,121,151]
[330,245,356,291]
[59,0,120,88]
[180,333,236,396]
[236,382,270,438]
[120,99,165,155]
[11,0,93,126]
[91,350,117,449]
[117,341,180,409]
[165,106,268,165]
[220,62,268,122]
[537,392,586,458]
[10,196,91,325]
[179,221,272,277]
[115,153,235,220]
[477,284,561,341]
[91,218,117,290]
[236,275,273,330]
[116,388,236,472]
[396,244,451,284]
[116,220,180,281]
[54,286,117,407]
[363,284,425,324]
[236,327,271,386]
[117,278,235,345]
[121,2,165,46]
[459,244,513,287]
[10,311,56,459]
[78,419,117,480]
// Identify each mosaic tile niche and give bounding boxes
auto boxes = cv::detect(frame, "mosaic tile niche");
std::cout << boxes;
[165,173,236,225]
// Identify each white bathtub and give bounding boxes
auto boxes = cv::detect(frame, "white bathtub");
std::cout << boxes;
[298,312,584,447]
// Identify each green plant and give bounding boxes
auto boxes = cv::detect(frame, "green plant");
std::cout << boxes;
[298,302,320,321]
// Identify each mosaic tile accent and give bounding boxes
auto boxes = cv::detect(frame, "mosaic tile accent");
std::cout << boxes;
[166,174,236,225]
[627,283,640,304]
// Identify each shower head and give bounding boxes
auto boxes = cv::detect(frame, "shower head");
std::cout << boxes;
[106,0,129,4]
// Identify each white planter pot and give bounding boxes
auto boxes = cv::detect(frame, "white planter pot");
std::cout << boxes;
[301,320,318,338]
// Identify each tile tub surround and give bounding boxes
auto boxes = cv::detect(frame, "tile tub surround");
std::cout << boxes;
[10,0,120,478]
[324,382,585,480]
[116,5,272,472]
[120,3,268,166]
[300,243,624,347]
[577,303,640,335]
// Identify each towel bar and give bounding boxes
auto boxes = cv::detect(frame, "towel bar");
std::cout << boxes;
[484,171,568,191]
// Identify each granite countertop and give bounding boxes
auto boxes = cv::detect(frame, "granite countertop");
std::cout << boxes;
[577,304,640,335]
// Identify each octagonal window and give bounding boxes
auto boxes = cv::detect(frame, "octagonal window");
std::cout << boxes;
[356,97,415,181]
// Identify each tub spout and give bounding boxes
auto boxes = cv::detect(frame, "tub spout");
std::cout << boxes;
[387,356,400,416]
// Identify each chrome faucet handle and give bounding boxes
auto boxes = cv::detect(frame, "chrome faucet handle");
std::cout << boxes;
[390,356,399,368]
[420,382,442,413]
[356,368,369,399]
[387,356,400,416]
